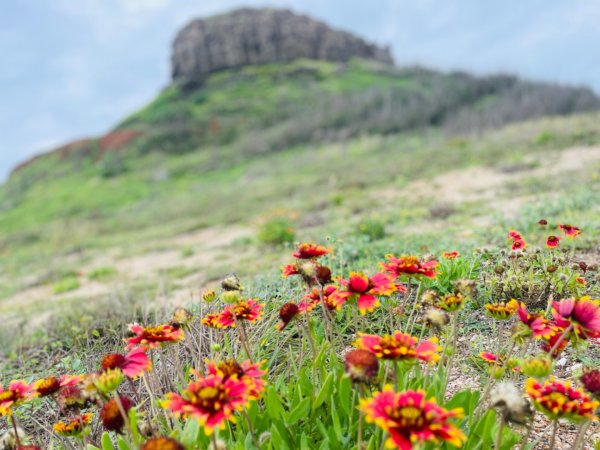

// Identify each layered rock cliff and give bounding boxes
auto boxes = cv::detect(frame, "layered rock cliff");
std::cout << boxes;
[171,8,393,87]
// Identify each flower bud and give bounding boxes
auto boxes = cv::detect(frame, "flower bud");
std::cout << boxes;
[546,265,558,273]
[580,368,600,398]
[94,368,124,395]
[221,290,241,304]
[522,355,553,379]
[344,349,379,383]
[101,396,132,432]
[202,289,217,302]
[221,274,242,291]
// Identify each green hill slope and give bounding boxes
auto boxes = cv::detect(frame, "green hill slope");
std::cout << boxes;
[1,59,600,308]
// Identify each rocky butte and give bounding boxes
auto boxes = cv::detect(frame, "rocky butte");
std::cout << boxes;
[171,7,394,88]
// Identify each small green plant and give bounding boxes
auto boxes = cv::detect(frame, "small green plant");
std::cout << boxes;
[53,276,80,294]
[356,218,386,241]
[257,217,296,245]
[87,267,118,281]
[181,246,194,258]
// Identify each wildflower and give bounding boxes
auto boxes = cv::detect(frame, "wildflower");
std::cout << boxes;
[490,381,532,425]
[281,263,299,278]
[299,285,339,312]
[205,359,267,399]
[437,292,466,312]
[57,385,89,410]
[140,437,185,450]
[292,242,330,259]
[101,396,132,433]
[381,255,438,279]
[354,332,440,364]
[558,223,581,238]
[201,313,221,328]
[332,272,396,314]
[480,352,503,365]
[202,289,217,302]
[216,299,264,328]
[546,235,561,248]
[576,276,586,285]
[540,331,570,357]
[538,219,548,226]
[94,368,124,395]
[485,299,519,320]
[423,308,450,331]
[508,230,523,240]
[526,378,598,422]
[552,296,600,339]
[516,303,557,339]
[53,413,93,437]
[221,274,243,291]
[125,324,184,350]
[511,238,527,251]
[277,302,299,330]
[360,386,466,449]
[170,307,194,330]
[522,355,553,379]
[163,374,249,435]
[34,375,82,398]
[442,251,460,260]
[295,261,332,286]
[0,381,36,415]
[101,347,151,378]
[344,349,379,383]
[580,368,600,398]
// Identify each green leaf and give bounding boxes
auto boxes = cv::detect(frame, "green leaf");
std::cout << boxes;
[101,432,114,450]
[265,385,285,420]
[116,438,131,450]
[287,396,310,426]
[313,371,334,410]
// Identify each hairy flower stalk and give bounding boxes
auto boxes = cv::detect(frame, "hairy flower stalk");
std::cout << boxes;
[441,311,459,398]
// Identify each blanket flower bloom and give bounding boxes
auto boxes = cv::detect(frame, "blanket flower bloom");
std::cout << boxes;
[381,255,438,279]
[485,299,519,320]
[516,303,558,339]
[360,386,466,450]
[163,374,250,435]
[201,313,221,328]
[331,272,396,314]
[442,251,460,260]
[277,302,300,330]
[281,263,299,278]
[546,235,561,248]
[140,437,185,450]
[345,349,379,383]
[53,412,94,437]
[580,368,600,398]
[34,375,82,398]
[217,299,264,328]
[125,324,184,349]
[437,292,466,312]
[558,223,581,238]
[292,242,331,259]
[354,332,440,364]
[526,378,598,422]
[101,347,152,378]
[299,285,339,312]
[0,380,36,415]
[205,359,267,399]
[551,296,600,339]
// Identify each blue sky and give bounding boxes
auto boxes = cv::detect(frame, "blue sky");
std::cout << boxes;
[2,0,600,180]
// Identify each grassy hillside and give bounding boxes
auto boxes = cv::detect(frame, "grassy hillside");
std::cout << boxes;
[1,59,599,314]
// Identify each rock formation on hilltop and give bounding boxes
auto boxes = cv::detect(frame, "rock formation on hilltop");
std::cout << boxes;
[171,8,393,88]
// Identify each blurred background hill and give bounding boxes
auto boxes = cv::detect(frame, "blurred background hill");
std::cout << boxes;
[1,6,600,333]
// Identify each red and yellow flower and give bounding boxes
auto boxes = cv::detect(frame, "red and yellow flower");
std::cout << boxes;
[558,223,581,238]
[526,378,599,422]
[216,299,264,328]
[53,412,94,437]
[277,302,300,330]
[205,359,267,399]
[485,299,519,320]
[354,332,440,364]
[331,272,396,314]
[381,255,438,279]
[140,437,185,450]
[281,263,299,278]
[551,296,600,339]
[0,380,36,415]
[360,386,466,450]
[442,251,460,260]
[201,313,221,328]
[516,303,558,340]
[292,242,331,259]
[34,375,82,398]
[125,324,184,349]
[299,285,339,312]
[101,347,152,378]
[546,235,561,248]
[163,374,250,435]
[345,349,379,383]
[437,292,466,312]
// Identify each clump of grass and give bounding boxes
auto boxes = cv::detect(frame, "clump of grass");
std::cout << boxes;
[180,246,194,258]
[52,276,80,294]
[257,217,296,245]
[87,266,118,281]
